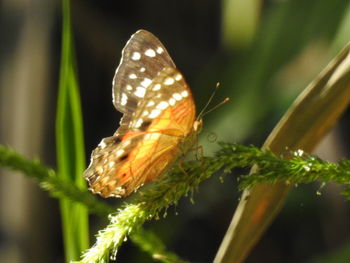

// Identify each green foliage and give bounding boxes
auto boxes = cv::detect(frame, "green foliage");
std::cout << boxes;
[76,142,350,262]
[2,138,350,262]
[56,0,89,260]
[0,144,186,263]
[0,145,112,216]
[219,143,350,192]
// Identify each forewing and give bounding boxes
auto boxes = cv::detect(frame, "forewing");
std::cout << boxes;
[130,67,196,135]
[112,30,175,136]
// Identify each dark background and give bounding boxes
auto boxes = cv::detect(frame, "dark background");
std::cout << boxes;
[1,0,350,262]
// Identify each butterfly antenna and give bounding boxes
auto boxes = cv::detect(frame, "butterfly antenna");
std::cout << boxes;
[197,82,230,120]
[201,97,230,118]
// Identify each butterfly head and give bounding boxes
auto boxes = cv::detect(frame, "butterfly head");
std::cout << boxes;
[193,119,203,134]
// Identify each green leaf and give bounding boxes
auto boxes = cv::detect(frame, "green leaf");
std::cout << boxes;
[56,0,89,261]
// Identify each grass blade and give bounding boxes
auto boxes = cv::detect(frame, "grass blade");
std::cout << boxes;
[214,43,350,263]
[56,0,89,261]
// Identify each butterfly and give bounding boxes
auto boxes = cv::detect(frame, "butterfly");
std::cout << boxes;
[83,29,201,198]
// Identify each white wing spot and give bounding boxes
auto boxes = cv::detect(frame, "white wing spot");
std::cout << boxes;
[156,47,164,54]
[149,109,161,118]
[134,87,146,98]
[146,100,155,107]
[152,84,161,91]
[140,67,146,72]
[126,85,133,91]
[164,77,175,85]
[121,93,128,105]
[169,98,176,106]
[134,119,143,128]
[142,110,149,116]
[141,78,152,88]
[109,161,115,168]
[116,149,124,156]
[145,49,156,57]
[129,73,137,79]
[173,93,182,101]
[99,140,107,149]
[181,90,189,97]
[157,101,169,110]
[131,52,141,60]
[175,74,182,81]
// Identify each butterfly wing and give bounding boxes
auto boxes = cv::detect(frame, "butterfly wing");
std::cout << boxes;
[112,30,176,137]
[84,30,197,197]
[84,68,196,197]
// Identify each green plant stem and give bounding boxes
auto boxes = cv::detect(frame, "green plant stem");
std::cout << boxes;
[2,141,350,262]
[0,144,187,263]
[0,145,113,215]
[77,142,350,263]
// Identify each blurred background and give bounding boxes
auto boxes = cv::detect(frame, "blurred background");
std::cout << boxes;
[1,0,350,262]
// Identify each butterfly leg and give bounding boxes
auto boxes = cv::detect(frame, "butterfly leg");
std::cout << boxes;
[195,145,204,161]
[194,145,207,169]
[176,158,189,178]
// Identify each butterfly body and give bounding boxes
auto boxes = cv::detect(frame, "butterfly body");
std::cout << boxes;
[84,30,199,198]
